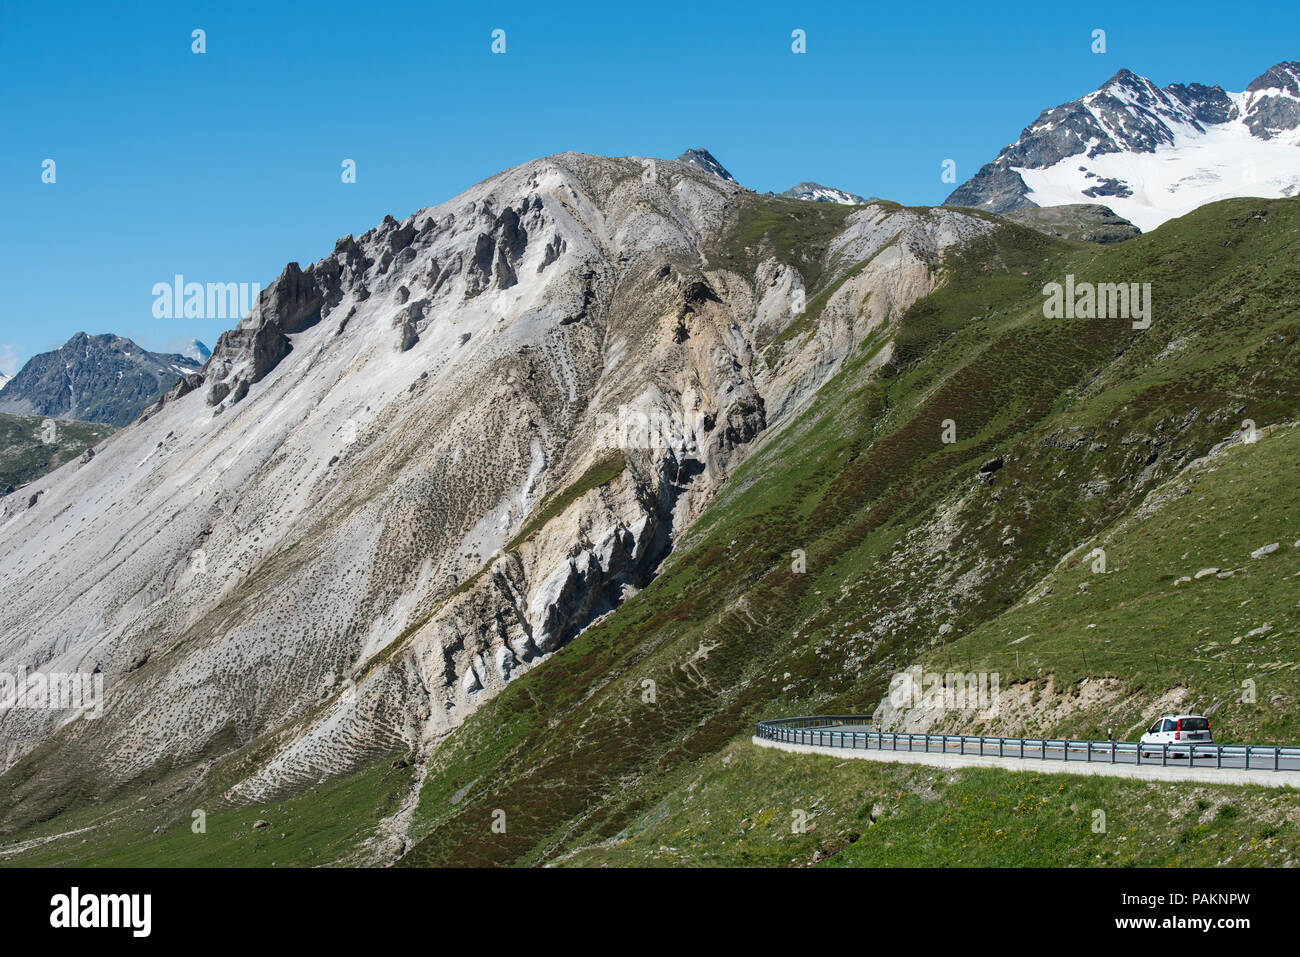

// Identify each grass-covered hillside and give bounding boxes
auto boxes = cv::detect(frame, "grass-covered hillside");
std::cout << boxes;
[0,412,114,494]
[558,740,1299,868]
[899,419,1299,745]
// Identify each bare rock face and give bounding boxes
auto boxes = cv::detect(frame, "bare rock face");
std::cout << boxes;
[0,151,995,816]
[396,318,419,352]
[1004,204,1141,244]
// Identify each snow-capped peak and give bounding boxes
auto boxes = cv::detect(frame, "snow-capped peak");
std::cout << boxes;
[947,60,1300,231]
[779,182,868,205]
[174,337,211,364]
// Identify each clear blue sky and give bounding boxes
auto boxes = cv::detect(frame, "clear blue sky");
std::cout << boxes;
[2,0,1296,371]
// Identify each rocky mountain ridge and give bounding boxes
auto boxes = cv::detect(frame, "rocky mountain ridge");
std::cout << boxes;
[0,150,993,821]
[947,61,1300,229]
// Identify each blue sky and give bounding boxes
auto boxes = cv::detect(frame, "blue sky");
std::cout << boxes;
[1,0,1296,371]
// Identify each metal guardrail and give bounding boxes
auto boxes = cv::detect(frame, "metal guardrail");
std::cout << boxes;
[755,716,1300,772]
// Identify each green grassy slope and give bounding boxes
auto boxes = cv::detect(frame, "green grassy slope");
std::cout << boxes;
[0,752,411,867]
[907,421,1300,744]
[557,739,1298,868]
[0,412,114,493]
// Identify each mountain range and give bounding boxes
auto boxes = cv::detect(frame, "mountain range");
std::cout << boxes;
[947,61,1300,230]
[677,149,870,205]
[1,61,1298,868]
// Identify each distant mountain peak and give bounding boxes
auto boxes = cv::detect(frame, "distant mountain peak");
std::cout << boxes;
[169,337,212,364]
[672,153,868,206]
[0,332,202,428]
[945,59,1300,230]
[1100,67,1144,89]
[675,148,737,183]
[780,182,868,205]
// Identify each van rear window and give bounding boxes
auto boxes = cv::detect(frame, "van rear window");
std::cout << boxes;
[1180,718,1209,731]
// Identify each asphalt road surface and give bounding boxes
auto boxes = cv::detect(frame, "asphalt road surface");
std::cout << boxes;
[762,724,1300,772]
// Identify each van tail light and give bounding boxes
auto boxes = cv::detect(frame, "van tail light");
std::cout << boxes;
[1175,720,1181,740]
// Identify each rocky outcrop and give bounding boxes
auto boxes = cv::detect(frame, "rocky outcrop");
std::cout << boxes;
[1004,204,1141,244]
[1244,62,1300,139]
[945,163,1033,213]
[202,259,346,407]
